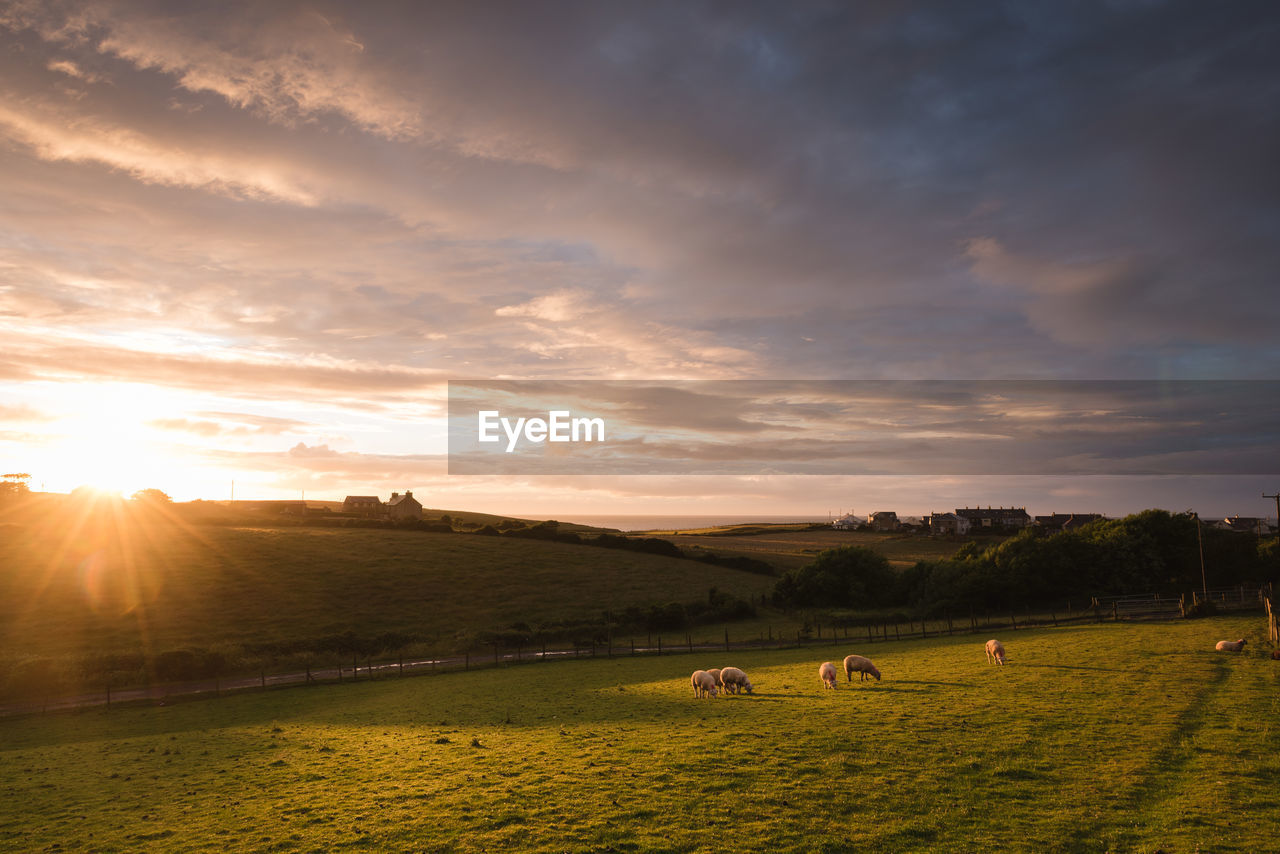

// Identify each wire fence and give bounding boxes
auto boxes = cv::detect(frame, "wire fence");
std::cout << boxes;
[0,584,1269,718]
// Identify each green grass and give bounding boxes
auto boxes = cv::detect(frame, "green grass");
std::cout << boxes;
[2,616,1276,852]
[0,506,775,671]
[644,526,999,570]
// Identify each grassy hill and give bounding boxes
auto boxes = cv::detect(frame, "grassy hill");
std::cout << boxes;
[2,616,1276,852]
[0,496,775,685]
[637,525,1000,570]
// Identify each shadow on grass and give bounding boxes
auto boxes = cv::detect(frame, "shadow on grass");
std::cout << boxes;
[1015,663,1123,673]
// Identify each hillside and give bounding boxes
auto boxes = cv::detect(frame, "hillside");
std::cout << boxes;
[635,525,998,570]
[0,498,775,670]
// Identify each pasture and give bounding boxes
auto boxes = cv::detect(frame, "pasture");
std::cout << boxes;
[0,516,775,669]
[2,616,1277,852]
[643,525,997,570]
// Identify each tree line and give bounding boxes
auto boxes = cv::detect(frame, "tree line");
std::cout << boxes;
[773,509,1279,617]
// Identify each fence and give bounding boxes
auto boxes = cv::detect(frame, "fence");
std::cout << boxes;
[1,584,1270,718]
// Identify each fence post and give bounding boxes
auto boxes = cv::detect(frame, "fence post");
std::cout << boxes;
[1010,613,1017,630]
[1112,602,1119,622]
[866,624,872,643]
[658,636,662,655]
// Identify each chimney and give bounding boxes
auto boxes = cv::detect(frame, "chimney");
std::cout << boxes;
[405,490,413,498]
[390,492,399,500]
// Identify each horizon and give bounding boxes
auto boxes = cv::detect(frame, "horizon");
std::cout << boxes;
[2,3,1277,515]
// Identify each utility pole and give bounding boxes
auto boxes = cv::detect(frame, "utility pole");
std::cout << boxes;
[1266,492,1280,537]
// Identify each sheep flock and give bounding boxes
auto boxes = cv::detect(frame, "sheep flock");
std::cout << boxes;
[687,631,1269,699]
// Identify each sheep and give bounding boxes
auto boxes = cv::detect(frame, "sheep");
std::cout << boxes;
[1214,639,1247,652]
[690,669,718,699]
[985,639,1007,665]
[819,661,838,690]
[719,666,754,695]
[706,668,723,690]
[842,654,881,682]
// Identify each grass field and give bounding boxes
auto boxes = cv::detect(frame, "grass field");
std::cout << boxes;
[2,616,1276,852]
[641,526,1001,570]
[0,506,776,674]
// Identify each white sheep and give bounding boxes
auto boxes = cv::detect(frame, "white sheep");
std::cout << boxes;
[706,668,723,690]
[819,661,838,690]
[690,669,719,698]
[719,666,754,695]
[1214,639,1247,652]
[985,639,1007,665]
[842,654,881,682]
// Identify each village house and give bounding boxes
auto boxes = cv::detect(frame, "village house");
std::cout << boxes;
[926,512,971,536]
[1214,515,1273,535]
[386,490,423,521]
[867,510,900,532]
[831,512,861,530]
[956,506,1031,530]
[342,495,384,517]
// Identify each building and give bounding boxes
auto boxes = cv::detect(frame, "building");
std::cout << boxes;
[867,510,900,532]
[832,513,861,530]
[956,506,1031,530]
[927,512,971,536]
[1034,513,1105,533]
[1215,515,1272,535]
[386,490,423,521]
[342,495,384,517]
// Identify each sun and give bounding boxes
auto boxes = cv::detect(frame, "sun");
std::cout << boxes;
[23,382,209,498]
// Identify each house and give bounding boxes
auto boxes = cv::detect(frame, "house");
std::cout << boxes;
[927,512,971,536]
[386,490,423,521]
[343,495,383,517]
[1216,515,1271,535]
[1034,513,1105,533]
[956,506,1031,531]
[867,510,900,532]
[832,513,861,530]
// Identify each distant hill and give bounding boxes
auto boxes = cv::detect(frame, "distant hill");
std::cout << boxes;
[0,499,772,679]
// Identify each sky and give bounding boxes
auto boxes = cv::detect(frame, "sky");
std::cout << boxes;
[1,1,1277,520]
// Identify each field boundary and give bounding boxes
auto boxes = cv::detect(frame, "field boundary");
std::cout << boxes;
[1,585,1266,719]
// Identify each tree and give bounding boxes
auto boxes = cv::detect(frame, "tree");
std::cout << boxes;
[0,473,31,499]
[773,546,896,609]
[131,488,172,504]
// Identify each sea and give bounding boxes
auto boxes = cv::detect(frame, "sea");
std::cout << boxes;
[553,514,824,532]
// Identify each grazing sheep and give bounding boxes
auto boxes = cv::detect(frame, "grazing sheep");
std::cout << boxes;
[1214,639,1247,652]
[842,654,881,682]
[719,666,754,695]
[690,670,719,698]
[819,661,838,690]
[985,639,1007,665]
[706,668,723,690]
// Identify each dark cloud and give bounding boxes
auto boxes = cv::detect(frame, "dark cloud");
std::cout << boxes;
[2,2,1277,507]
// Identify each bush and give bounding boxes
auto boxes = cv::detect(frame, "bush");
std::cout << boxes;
[773,546,896,609]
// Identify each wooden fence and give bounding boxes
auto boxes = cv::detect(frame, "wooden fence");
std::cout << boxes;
[1,584,1271,718]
